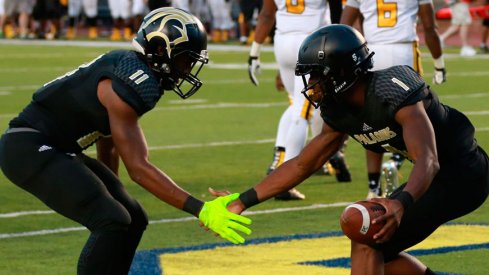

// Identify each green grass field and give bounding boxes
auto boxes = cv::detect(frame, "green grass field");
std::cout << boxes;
[0,41,488,274]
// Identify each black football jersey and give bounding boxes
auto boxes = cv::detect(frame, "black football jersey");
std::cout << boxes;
[9,50,162,153]
[320,65,477,165]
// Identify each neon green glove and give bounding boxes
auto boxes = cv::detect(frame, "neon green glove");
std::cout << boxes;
[199,193,252,244]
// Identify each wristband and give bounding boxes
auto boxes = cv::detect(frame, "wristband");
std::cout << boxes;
[250,41,262,57]
[433,55,445,69]
[183,195,204,217]
[394,191,414,210]
[239,188,259,208]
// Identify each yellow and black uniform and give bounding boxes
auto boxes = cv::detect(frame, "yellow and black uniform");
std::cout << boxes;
[0,50,162,274]
[321,65,489,261]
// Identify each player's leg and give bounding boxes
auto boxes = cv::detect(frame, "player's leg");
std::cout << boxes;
[384,252,429,275]
[0,132,142,274]
[366,150,382,198]
[376,148,489,274]
[267,106,291,174]
[67,0,81,39]
[81,154,148,272]
[271,33,307,200]
[83,0,98,39]
[350,241,384,274]
[480,19,489,53]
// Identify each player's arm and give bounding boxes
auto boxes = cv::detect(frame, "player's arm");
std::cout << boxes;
[248,0,277,85]
[372,101,440,243]
[418,2,446,84]
[98,79,198,210]
[230,123,347,213]
[395,101,439,203]
[340,5,361,26]
[96,137,119,175]
[97,79,251,243]
[254,0,277,44]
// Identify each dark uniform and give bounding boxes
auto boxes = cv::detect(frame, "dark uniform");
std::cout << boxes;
[0,50,162,273]
[321,65,489,261]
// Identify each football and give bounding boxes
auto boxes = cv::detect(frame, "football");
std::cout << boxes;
[340,200,386,246]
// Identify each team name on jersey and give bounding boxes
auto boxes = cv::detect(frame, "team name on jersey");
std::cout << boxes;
[353,127,397,145]
[77,131,108,148]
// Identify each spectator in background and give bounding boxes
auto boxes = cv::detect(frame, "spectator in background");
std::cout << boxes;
[131,0,149,34]
[0,0,5,38]
[32,0,64,39]
[108,0,132,41]
[440,0,476,56]
[172,0,190,11]
[66,0,99,40]
[3,0,35,39]
[480,0,489,53]
[238,0,262,44]
[208,0,234,42]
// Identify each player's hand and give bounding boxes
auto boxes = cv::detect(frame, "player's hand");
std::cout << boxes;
[208,187,245,214]
[275,72,285,91]
[432,67,446,84]
[248,56,261,86]
[198,193,252,244]
[369,198,404,243]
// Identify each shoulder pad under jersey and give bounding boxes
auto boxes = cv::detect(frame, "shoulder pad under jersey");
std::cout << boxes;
[112,51,162,115]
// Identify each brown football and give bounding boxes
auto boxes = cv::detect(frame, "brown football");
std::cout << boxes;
[340,200,386,246]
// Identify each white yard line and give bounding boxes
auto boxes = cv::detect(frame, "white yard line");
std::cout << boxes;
[0,202,351,239]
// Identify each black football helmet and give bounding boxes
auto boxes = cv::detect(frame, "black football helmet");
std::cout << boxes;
[295,24,374,108]
[132,7,209,99]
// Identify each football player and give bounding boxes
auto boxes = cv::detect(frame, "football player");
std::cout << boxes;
[340,0,447,199]
[248,0,349,200]
[222,24,489,274]
[0,8,251,274]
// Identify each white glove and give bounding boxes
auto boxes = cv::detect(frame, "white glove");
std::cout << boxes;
[248,42,262,86]
[433,67,446,84]
[248,56,261,86]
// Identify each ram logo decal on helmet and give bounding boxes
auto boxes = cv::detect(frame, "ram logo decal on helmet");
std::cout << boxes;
[142,10,195,59]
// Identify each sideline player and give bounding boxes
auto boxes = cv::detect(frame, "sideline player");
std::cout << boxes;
[0,8,251,274]
[219,24,489,275]
[341,0,446,199]
[66,0,98,39]
[248,0,349,200]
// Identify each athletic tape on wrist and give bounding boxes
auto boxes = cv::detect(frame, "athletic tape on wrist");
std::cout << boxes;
[183,195,204,217]
[249,42,262,57]
[240,188,259,208]
[394,191,414,210]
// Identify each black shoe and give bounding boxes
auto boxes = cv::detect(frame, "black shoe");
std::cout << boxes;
[329,153,352,182]
[274,189,305,200]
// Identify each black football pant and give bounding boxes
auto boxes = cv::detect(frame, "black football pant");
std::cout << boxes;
[0,131,148,274]
[380,146,489,262]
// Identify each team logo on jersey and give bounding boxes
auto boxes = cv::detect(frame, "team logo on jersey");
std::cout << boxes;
[353,126,397,145]
[142,10,195,59]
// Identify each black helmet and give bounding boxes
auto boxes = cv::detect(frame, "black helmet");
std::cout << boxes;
[132,7,209,99]
[295,24,374,108]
